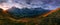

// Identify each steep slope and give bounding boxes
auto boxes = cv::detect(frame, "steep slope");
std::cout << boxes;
[43,8,60,17]
[47,8,60,17]
[40,8,60,25]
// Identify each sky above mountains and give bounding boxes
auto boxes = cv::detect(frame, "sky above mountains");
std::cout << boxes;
[0,0,60,10]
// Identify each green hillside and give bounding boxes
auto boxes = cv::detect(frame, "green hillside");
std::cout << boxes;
[0,9,60,25]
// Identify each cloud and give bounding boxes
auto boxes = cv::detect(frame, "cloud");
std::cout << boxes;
[0,0,60,10]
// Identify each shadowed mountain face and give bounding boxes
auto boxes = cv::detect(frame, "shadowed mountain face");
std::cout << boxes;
[0,8,3,12]
[6,7,50,19]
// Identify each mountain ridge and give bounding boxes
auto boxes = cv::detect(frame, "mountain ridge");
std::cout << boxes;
[42,8,60,17]
[6,7,50,19]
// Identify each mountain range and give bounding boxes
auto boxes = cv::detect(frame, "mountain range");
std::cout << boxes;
[6,7,50,19]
